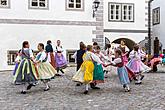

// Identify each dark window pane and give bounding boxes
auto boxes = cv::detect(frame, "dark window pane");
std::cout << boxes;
[116,16,119,19]
[69,0,74,3]
[76,0,81,3]
[69,4,74,8]
[111,16,113,19]
[111,11,113,14]
[76,4,81,8]
[1,1,7,5]
[32,2,38,6]
[39,2,45,7]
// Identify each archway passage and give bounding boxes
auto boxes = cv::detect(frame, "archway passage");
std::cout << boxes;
[112,38,136,50]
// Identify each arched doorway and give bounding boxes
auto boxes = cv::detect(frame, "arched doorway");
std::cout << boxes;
[112,38,136,50]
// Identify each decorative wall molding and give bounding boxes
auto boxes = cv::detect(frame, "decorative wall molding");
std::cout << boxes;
[104,29,148,33]
[0,18,97,26]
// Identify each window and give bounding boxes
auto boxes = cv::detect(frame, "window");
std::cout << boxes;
[109,3,121,21]
[7,51,17,65]
[108,2,134,22]
[29,0,49,9]
[153,7,160,25]
[66,0,84,11]
[0,0,10,8]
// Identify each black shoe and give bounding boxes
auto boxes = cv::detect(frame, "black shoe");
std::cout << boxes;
[123,84,126,88]
[135,82,142,85]
[27,84,33,90]
[76,83,82,86]
[44,87,50,91]
[84,90,88,94]
[140,75,145,80]
[92,86,100,90]
[21,91,26,94]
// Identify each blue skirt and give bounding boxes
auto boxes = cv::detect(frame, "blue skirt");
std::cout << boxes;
[117,66,130,85]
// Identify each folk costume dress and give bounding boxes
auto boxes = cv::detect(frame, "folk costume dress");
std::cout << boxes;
[72,51,103,84]
[14,48,38,84]
[55,46,67,69]
[93,52,105,84]
[112,57,130,85]
[119,45,129,65]
[13,53,21,76]
[35,51,56,81]
[104,48,117,74]
[127,50,151,73]
[45,43,56,69]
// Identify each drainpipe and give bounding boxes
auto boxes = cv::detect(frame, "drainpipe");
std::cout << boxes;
[148,0,154,55]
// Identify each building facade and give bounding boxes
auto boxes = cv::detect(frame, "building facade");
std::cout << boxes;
[151,0,165,51]
[0,0,148,70]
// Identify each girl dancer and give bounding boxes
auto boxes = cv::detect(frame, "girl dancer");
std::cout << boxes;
[72,45,105,94]
[45,40,56,69]
[14,41,38,94]
[13,49,21,76]
[107,49,130,92]
[55,40,67,76]
[73,42,86,86]
[90,45,106,89]
[34,43,56,91]
[127,44,151,84]
[119,40,129,65]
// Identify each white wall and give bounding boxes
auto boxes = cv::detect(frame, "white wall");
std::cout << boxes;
[0,24,95,70]
[152,0,165,49]
[104,0,147,31]
[0,0,94,21]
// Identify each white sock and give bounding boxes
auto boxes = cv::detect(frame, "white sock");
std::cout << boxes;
[85,84,89,91]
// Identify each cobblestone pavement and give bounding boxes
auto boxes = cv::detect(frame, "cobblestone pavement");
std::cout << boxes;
[0,67,165,110]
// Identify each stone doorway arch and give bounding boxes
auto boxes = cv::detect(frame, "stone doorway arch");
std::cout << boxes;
[112,38,136,50]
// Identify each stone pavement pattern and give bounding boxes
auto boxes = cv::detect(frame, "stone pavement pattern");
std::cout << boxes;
[0,67,165,110]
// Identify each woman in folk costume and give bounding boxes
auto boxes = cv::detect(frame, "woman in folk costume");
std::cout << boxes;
[107,49,131,92]
[13,49,21,76]
[118,40,129,65]
[90,45,107,89]
[127,44,151,84]
[72,45,106,94]
[45,40,56,69]
[34,43,56,91]
[55,40,67,76]
[104,44,117,77]
[14,41,38,94]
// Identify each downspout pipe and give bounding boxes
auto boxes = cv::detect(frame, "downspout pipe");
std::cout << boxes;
[148,0,154,55]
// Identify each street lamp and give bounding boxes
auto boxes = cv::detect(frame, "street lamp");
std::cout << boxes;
[93,0,100,18]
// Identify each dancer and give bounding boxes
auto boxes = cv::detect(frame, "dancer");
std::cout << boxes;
[14,41,38,94]
[107,49,130,92]
[72,45,106,94]
[55,40,67,76]
[73,42,86,86]
[34,43,56,91]
[45,40,56,68]
[13,49,21,76]
[91,45,106,89]
[127,44,151,84]
[119,40,129,65]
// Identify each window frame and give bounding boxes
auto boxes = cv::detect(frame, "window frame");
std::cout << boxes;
[0,0,10,8]
[65,0,84,11]
[153,7,160,25]
[28,0,49,10]
[108,2,135,22]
